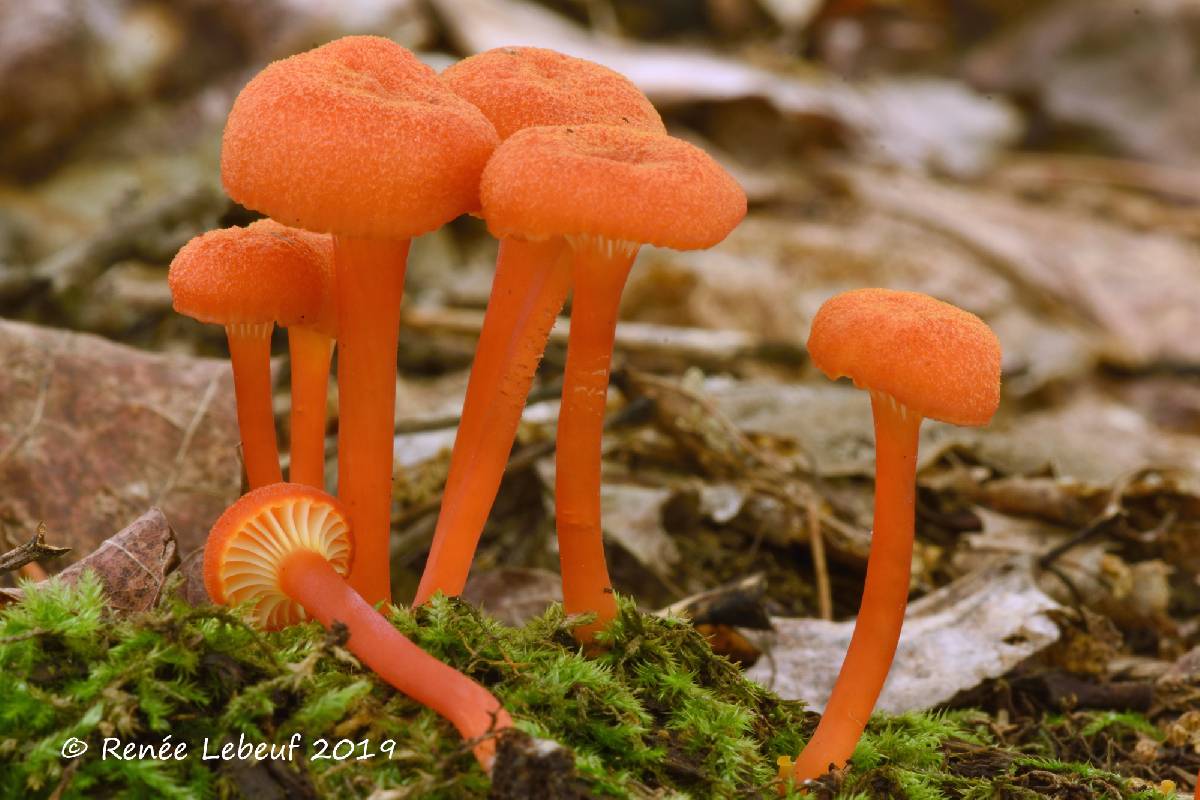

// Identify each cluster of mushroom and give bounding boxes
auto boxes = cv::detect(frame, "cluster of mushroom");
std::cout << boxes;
[169,36,745,773]
[168,35,1003,789]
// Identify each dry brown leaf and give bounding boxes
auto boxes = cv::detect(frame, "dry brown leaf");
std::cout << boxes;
[535,459,680,582]
[0,319,242,565]
[847,167,1200,367]
[53,508,178,613]
[706,378,973,478]
[431,0,1018,175]
[462,567,562,627]
[970,391,1200,486]
[747,557,1062,712]
[968,0,1200,164]
[0,508,180,613]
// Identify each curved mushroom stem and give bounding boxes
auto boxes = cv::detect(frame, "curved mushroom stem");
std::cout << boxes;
[226,322,283,489]
[334,236,410,607]
[279,549,512,771]
[788,392,923,783]
[288,326,335,490]
[555,238,638,643]
[414,238,570,606]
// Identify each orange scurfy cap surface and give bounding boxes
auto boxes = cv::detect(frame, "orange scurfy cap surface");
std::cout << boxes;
[442,46,664,140]
[169,219,332,329]
[806,288,1001,427]
[222,36,499,239]
[481,124,746,249]
[204,483,353,629]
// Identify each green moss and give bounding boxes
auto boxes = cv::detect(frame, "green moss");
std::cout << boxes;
[0,573,1175,799]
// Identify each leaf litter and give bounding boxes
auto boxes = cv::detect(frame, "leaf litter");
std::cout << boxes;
[0,0,1198,796]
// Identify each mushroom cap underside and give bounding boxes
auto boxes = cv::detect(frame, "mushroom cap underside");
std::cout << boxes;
[204,483,353,629]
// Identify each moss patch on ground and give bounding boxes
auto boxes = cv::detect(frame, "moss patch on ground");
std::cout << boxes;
[0,572,1178,799]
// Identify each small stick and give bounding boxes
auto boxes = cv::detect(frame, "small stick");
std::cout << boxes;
[402,306,803,367]
[0,523,71,574]
[807,497,832,621]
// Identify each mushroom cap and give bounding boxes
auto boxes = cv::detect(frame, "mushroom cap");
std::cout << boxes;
[222,35,499,239]
[481,124,746,250]
[806,289,1001,427]
[442,46,664,140]
[169,219,334,332]
[204,482,353,630]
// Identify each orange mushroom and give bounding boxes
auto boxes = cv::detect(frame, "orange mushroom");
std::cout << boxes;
[785,289,1001,785]
[169,220,333,490]
[441,46,663,140]
[414,47,666,606]
[222,36,499,605]
[479,125,745,641]
[204,482,513,771]
[283,226,337,490]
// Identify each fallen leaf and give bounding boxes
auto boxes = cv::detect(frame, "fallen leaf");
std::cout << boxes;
[968,0,1200,164]
[53,508,178,613]
[847,166,1200,367]
[970,391,1200,486]
[431,0,1019,175]
[705,378,972,478]
[535,459,680,582]
[747,558,1062,712]
[462,567,562,627]
[0,319,242,565]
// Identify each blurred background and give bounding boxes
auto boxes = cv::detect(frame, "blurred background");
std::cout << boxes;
[1,0,1199,786]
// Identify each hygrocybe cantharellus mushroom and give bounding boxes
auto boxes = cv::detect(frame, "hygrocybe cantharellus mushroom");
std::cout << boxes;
[784,288,1000,785]
[221,36,499,605]
[169,219,335,490]
[414,46,666,606]
[204,483,512,771]
[481,124,746,641]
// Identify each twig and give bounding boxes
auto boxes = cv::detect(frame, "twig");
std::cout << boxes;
[0,523,71,574]
[33,183,225,296]
[806,497,832,621]
[1005,153,1200,203]
[0,628,48,645]
[402,306,803,368]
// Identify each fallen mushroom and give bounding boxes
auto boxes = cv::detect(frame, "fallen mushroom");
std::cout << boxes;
[204,482,513,771]
[480,124,745,641]
[415,47,666,606]
[221,36,499,604]
[169,220,334,489]
[784,288,1001,785]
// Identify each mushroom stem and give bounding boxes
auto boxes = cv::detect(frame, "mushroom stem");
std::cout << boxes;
[555,239,638,642]
[334,235,410,606]
[414,238,570,605]
[278,548,512,771]
[287,325,335,489]
[789,392,922,782]
[225,322,282,489]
